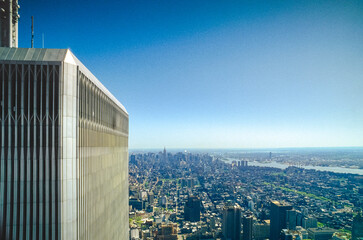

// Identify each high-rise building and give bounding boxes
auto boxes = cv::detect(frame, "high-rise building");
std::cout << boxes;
[130,198,145,211]
[222,203,242,240]
[242,212,253,240]
[184,196,201,222]
[253,220,270,240]
[0,0,19,47]
[157,223,178,240]
[159,195,168,208]
[130,154,136,164]
[239,160,248,168]
[302,216,318,229]
[209,217,216,231]
[296,210,303,226]
[352,212,363,240]
[0,47,129,239]
[130,227,140,240]
[181,177,195,188]
[286,209,297,230]
[140,190,147,200]
[281,229,303,240]
[270,200,292,240]
[247,197,254,211]
[163,147,167,161]
[148,192,155,205]
[301,207,309,216]
[187,178,195,188]
[296,226,309,239]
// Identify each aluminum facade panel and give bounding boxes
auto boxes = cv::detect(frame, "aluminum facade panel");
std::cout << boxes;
[0,48,127,115]
[0,48,129,240]
[0,63,62,240]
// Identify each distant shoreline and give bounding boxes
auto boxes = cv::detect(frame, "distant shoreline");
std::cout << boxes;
[130,146,363,153]
[223,158,363,176]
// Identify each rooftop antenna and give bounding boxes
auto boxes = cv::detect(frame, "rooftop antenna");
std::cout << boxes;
[42,33,44,48]
[31,16,34,48]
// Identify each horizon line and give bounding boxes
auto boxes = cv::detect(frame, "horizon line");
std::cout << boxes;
[129,146,363,151]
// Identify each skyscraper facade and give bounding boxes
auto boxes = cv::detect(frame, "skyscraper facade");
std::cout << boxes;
[242,213,253,240]
[222,203,242,240]
[0,0,19,47]
[286,209,297,230]
[0,47,129,240]
[184,196,201,222]
[352,212,363,240]
[302,216,318,229]
[270,200,292,240]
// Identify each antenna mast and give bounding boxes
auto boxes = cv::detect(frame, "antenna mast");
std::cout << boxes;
[31,16,34,48]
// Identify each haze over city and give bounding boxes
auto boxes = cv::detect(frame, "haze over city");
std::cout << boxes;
[20,0,363,149]
[1,1,363,240]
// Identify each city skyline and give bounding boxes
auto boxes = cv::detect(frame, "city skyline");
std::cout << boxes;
[128,150,362,239]
[3,1,362,240]
[20,0,363,148]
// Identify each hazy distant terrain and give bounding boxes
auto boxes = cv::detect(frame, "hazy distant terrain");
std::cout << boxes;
[220,148,363,170]
[131,147,363,169]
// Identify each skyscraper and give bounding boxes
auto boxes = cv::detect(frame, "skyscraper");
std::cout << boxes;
[0,47,129,239]
[242,212,253,240]
[184,196,201,222]
[286,209,297,230]
[222,202,242,240]
[0,0,19,47]
[352,212,363,240]
[270,200,292,240]
[253,220,270,240]
[148,192,155,205]
[163,147,167,161]
[302,216,318,229]
[156,223,178,240]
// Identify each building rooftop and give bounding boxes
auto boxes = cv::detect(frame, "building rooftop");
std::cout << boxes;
[0,47,128,114]
[271,200,291,207]
[308,227,336,233]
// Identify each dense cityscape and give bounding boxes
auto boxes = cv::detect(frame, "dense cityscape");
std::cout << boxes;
[129,149,363,240]
[1,1,363,240]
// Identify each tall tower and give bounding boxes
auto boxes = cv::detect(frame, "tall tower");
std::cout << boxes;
[0,0,19,47]
[286,209,297,230]
[242,212,253,240]
[270,200,292,240]
[0,48,129,240]
[222,202,242,240]
[163,147,167,161]
[184,196,201,222]
[352,211,363,240]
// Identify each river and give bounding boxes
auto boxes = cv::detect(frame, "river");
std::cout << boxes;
[224,158,363,175]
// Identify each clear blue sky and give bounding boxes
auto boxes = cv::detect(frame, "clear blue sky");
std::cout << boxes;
[20,0,363,149]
